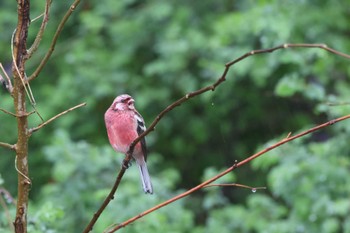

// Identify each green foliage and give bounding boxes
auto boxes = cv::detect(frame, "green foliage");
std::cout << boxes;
[1,0,350,232]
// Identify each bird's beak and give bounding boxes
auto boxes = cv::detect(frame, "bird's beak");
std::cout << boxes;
[128,99,135,106]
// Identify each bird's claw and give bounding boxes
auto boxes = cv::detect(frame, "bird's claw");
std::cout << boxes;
[122,159,132,169]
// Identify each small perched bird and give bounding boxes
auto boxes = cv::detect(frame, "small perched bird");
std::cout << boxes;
[104,94,153,194]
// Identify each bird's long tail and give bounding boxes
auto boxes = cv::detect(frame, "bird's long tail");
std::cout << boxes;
[136,159,153,194]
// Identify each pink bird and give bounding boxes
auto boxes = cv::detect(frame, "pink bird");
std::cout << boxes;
[104,94,153,194]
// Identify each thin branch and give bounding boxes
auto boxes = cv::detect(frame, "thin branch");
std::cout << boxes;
[28,0,82,81]
[127,43,350,162]
[204,183,266,192]
[11,29,36,106]
[83,43,350,232]
[226,43,350,67]
[26,0,52,60]
[28,102,86,134]
[12,28,43,124]
[15,155,31,185]
[106,114,350,232]
[0,142,16,151]
[0,108,17,117]
[0,108,35,118]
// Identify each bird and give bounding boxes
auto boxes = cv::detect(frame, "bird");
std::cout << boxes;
[104,94,153,194]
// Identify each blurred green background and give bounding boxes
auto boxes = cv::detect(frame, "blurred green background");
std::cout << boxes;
[1,0,350,232]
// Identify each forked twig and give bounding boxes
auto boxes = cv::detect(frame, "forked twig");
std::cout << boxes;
[11,28,44,122]
[26,0,52,59]
[29,0,82,81]
[83,43,350,232]
[11,29,36,105]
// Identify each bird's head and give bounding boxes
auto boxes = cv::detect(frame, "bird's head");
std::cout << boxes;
[111,94,135,111]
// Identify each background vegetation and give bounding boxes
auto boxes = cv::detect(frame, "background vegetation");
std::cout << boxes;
[1,0,350,232]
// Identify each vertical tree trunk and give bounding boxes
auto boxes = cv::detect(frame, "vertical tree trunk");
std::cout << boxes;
[12,1,31,232]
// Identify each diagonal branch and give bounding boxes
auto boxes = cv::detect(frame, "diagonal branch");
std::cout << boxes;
[204,183,266,191]
[28,102,86,135]
[28,0,82,81]
[0,108,17,117]
[106,114,350,232]
[26,0,52,60]
[83,43,350,232]
[127,44,350,161]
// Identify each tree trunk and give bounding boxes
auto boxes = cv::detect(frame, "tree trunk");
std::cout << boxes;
[12,1,31,232]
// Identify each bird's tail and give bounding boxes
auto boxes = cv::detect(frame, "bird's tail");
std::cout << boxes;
[136,159,153,194]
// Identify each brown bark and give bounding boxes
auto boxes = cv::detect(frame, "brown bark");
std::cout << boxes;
[12,1,31,232]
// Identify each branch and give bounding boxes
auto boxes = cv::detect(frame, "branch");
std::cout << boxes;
[204,183,266,192]
[26,0,52,60]
[28,0,82,81]
[83,43,350,232]
[225,43,350,66]
[0,142,16,151]
[0,108,17,117]
[106,114,350,232]
[28,102,86,134]
[127,44,350,162]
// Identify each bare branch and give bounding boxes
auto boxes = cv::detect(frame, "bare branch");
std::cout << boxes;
[28,0,82,81]
[0,108,35,118]
[0,142,16,151]
[0,108,17,117]
[83,43,350,232]
[106,114,350,232]
[28,102,86,134]
[129,43,350,159]
[204,183,266,192]
[26,0,52,59]
[226,43,350,67]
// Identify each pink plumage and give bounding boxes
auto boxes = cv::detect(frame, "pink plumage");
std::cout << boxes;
[104,94,153,194]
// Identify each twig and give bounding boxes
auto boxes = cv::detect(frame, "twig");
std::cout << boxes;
[0,108,35,118]
[83,43,350,232]
[29,0,82,81]
[11,29,36,105]
[204,183,266,192]
[126,44,350,163]
[12,28,43,123]
[0,108,17,117]
[28,102,86,134]
[326,102,350,106]
[106,114,350,232]
[26,0,52,59]
[0,142,16,151]
[15,155,31,185]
